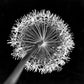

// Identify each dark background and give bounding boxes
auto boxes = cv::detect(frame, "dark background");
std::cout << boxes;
[0,0,84,84]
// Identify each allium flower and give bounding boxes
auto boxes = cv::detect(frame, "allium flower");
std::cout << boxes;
[7,10,75,74]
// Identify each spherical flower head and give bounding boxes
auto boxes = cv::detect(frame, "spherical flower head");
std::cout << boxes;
[7,9,75,74]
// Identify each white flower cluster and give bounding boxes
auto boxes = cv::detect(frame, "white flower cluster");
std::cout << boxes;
[7,9,75,74]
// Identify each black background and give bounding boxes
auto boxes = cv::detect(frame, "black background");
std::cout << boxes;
[0,0,84,84]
